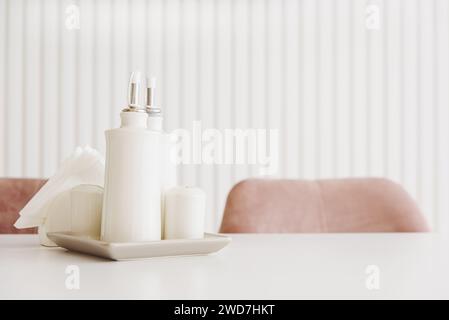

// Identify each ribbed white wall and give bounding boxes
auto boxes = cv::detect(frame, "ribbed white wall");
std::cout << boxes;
[1,0,448,232]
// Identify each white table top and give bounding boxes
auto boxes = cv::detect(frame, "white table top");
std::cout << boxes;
[1,233,448,299]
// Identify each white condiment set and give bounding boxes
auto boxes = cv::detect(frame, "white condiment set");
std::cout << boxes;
[15,72,206,246]
[101,72,206,242]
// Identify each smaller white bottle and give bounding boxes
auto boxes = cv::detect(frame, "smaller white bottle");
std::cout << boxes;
[145,77,178,239]
[101,72,161,242]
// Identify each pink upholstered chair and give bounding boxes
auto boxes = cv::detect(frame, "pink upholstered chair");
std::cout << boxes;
[0,178,47,234]
[220,178,429,233]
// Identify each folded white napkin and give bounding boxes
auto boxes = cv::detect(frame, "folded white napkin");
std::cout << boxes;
[14,146,105,229]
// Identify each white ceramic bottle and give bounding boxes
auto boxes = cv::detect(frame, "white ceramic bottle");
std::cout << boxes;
[145,77,178,239]
[101,72,161,242]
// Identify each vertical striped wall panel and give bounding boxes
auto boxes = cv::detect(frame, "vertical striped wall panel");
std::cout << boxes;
[0,0,448,232]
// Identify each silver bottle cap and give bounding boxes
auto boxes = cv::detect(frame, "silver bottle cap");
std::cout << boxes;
[123,71,146,113]
[145,77,162,116]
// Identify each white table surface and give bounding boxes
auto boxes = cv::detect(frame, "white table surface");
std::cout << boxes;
[1,233,448,299]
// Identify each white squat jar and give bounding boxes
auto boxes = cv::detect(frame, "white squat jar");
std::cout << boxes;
[164,186,206,240]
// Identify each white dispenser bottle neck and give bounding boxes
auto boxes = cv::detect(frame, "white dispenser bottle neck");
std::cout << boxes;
[147,114,163,131]
[120,111,148,128]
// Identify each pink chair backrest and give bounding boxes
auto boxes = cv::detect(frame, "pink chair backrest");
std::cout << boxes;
[0,178,47,234]
[220,178,429,233]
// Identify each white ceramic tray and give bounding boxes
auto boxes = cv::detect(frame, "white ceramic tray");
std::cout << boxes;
[47,232,231,261]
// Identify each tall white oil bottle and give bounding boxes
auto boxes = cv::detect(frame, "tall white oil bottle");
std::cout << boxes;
[101,72,161,242]
[145,77,177,239]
